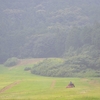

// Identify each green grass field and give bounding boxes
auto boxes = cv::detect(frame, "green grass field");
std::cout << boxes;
[0,59,100,100]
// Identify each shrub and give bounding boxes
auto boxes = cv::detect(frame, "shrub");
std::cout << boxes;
[4,57,19,67]
[24,67,31,71]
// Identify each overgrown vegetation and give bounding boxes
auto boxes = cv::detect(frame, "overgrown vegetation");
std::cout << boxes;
[31,56,100,77]
[4,57,19,67]
[24,67,31,71]
[0,0,100,77]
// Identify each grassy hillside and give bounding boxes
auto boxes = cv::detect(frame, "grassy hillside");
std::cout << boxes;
[0,59,100,100]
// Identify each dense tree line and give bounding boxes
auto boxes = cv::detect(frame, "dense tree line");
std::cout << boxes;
[0,0,100,63]
[31,55,100,77]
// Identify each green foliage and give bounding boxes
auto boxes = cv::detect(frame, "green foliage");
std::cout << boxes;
[24,67,31,71]
[31,58,64,76]
[4,57,19,67]
[31,55,100,77]
[0,0,100,63]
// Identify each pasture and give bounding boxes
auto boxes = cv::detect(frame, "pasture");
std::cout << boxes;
[0,59,100,100]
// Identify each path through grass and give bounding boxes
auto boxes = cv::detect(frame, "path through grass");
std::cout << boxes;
[0,59,100,100]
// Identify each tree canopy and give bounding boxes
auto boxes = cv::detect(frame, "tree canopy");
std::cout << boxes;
[0,0,100,63]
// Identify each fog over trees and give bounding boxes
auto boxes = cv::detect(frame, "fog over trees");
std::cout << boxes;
[0,0,100,67]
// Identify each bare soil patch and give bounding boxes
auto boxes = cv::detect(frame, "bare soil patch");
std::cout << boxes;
[17,58,45,66]
[0,81,21,93]
[51,80,56,89]
[9,58,45,70]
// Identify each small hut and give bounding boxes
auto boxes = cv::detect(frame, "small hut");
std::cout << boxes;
[66,81,75,88]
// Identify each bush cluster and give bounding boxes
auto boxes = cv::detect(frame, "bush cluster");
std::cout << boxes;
[4,57,19,67]
[24,67,31,71]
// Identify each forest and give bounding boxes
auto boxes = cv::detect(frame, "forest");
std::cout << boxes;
[0,0,100,77]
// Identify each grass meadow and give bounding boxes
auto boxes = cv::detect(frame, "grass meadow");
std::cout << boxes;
[0,59,100,100]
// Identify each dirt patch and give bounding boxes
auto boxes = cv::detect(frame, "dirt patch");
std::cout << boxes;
[0,81,21,93]
[51,80,56,89]
[9,58,45,70]
[17,58,45,66]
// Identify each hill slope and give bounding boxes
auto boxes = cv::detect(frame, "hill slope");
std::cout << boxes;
[0,60,100,100]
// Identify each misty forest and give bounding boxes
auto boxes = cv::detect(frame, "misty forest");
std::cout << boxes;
[1,1,100,100]
[0,0,100,77]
